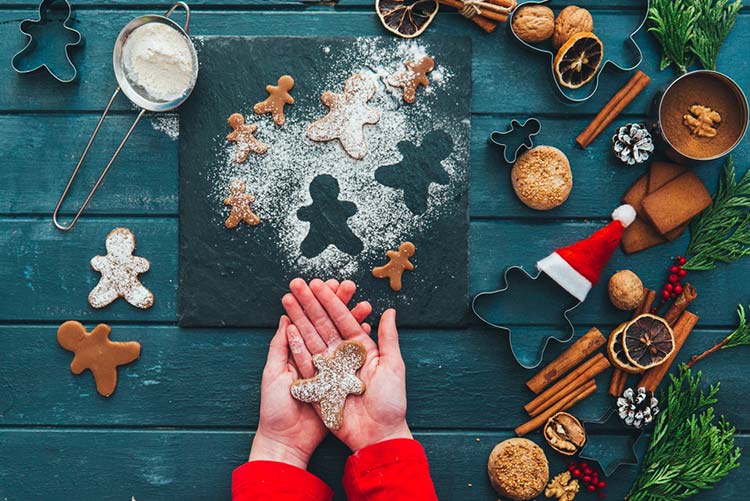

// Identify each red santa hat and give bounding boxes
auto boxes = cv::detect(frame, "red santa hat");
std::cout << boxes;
[536,204,636,302]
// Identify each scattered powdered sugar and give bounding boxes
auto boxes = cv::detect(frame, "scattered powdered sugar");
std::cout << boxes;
[206,37,468,280]
[150,114,180,140]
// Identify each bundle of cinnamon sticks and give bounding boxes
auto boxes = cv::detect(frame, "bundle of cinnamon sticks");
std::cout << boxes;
[516,328,611,436]
[438,0,516,33]
[609,284,699,397]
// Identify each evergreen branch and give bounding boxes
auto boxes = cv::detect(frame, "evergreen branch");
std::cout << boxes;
[688,305,750,367]
[691,0,743,70]
[647,0,697,73]
[684,157,750,271]
[625,365,740,500]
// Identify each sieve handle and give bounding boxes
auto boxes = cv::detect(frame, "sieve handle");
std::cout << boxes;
[164,1,191,33]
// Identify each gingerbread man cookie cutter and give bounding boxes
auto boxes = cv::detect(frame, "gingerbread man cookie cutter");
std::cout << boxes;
[472,266,581,369]
[508,0,649,103]
[11,0,83,83]
[489,117,541,164]
[53,2,198,231]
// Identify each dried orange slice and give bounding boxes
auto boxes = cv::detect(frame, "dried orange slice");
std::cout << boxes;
[622,314,675,371]
[376,0,439,39]
[607,323,641,374]
[553,32,603,89]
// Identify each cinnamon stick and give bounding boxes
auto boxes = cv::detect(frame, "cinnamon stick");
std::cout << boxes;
[638,311,699,392]
[526,327,606,394]
[525,353,610,417]
[438,0,508,23]
[515,380,597,436]
[609,289,656,397]
[663,283,697,326]
[576,71,651,148]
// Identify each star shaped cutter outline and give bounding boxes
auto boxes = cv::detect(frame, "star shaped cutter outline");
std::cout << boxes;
[579,408,646,477]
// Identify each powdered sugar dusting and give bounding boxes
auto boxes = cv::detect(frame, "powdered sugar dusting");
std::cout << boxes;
[150,114,179,140]
[206,37,468,282]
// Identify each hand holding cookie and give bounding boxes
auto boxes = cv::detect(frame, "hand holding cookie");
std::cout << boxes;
[282,278,412,451]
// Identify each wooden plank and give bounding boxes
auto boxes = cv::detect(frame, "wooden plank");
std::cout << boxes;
[0,429,747,500]
[3,112,745,218]
[1,325,747,429]
[1,9,728,116]
[0,217,745,325]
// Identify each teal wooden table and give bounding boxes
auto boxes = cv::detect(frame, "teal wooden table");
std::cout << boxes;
[1,1,749,499]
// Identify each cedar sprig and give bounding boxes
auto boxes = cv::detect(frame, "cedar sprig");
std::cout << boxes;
[691,0,743,70]
[687,304,750,367]
[684,156,750,271]
[647,0,742,73]
[647,0,698,73]
[625,365,740,500]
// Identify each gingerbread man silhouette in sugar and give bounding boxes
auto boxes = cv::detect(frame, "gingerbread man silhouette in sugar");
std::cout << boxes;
[88,228,154,309]
[297,174,364,258]
[226,113,268,163]
[306,73,381,159]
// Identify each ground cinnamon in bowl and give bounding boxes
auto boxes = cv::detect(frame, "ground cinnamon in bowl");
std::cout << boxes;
[659,71,748,161]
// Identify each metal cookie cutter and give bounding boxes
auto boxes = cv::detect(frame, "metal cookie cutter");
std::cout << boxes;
[489,117,541,163]
[52,2,198,231]
[472,266,581,369]
[11,0,83,83]
[508,0,649,103]
[579,408,645,477]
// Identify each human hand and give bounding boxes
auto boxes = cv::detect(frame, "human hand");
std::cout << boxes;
[283,278,412,452]
[249,280,371,468]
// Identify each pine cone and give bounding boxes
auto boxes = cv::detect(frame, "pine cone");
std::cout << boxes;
[611,123,654,166]
[617,387,659,429]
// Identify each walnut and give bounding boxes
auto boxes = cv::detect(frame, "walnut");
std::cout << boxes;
[684,104,722,138]
[553,6,594,50]
[545,471,579,501]
[512,5,555,43]
[608,270,644,311]
[543,412,586,455]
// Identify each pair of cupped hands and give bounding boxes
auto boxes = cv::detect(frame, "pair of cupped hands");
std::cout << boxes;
[249,278,412,469]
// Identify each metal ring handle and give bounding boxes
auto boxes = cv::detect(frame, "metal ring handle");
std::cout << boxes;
[164,1,191,33]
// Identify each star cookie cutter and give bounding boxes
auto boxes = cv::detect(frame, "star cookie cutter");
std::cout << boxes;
[508,0,649,103]
[489,117,541,164]
[579,408,646,477]
[472,266,581,369]
[11,0,83,83]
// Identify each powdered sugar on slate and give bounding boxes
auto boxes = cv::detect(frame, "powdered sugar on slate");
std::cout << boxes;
[206,37,467,280]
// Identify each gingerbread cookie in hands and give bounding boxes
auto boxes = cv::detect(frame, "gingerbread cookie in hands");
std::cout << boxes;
[306,73,381,160]
[89,228,154,309]
[226,113,268,163]
[57,321,141,397]
[224,179,260,228]
[372,242,416,292]
[253,75,295,126]
[291,341,367,430]
[388,57,435,104]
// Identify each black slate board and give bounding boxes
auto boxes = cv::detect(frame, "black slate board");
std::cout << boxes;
[178,36,471,327]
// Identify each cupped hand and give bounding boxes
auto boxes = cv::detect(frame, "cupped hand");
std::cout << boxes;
[283,278,412,452]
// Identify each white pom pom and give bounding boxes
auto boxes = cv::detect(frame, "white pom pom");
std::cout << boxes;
[612,204,636,228]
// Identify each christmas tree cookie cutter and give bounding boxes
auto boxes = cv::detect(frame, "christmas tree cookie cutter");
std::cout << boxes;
[11,0,83,83]
[489,117,541,164]
[472,265,581,369]
[508,0,649,103]
[579,408,645,477]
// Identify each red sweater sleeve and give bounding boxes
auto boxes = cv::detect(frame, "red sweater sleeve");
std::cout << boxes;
[343,438,438,501]
[232,460,333,501]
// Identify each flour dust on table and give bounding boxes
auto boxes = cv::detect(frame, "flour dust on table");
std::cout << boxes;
[179,36,471,327]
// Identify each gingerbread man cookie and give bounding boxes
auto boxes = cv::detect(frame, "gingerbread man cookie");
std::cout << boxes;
[226,113,268,163]
[290,341,367,430]
[224,179,260,228]
[89,228,154,309]
[388,57,435,104]
[57,321,141,397]
[253,75,295,126]
[372,242,416,292]
[306,73,381,160]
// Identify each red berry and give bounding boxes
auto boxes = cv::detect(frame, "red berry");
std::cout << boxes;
[671,292,677,299]
[580,462,588,468]
[674,285,683,294]
[598,481,607,489]
[665,283,673,291]
[573,469,581,478]
[650,307,657,314]
[669,274,679,283]
[678,269,687,277]
[661,290,671,299]
[678,256,687,265]
[669,265,679,273]
[583,475,592,483]
[568,464,576,472]
[588,485,597,492]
